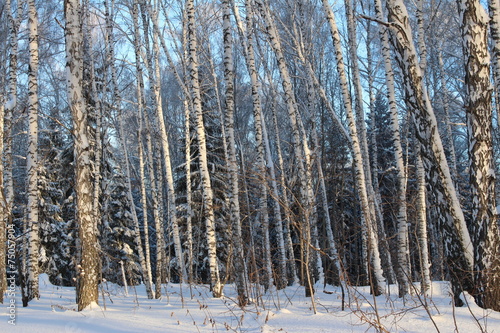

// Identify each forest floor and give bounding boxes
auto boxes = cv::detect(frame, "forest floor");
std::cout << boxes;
[0,274,499,332]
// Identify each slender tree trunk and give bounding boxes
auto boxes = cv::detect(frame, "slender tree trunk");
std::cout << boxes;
[270,97,298,285]
[186,0,222,297]
[416,147,431,294]
[489,0,500,121]
[26,0,40,303]
[254,0,316,302]
[85,0,103,258]
[221,0,248,305]
[65,0,99,311]
[143,1,186,283]
[322,0,385,295]
[0,100,5,304]
[183,98,194,284]
[458,0,500,311]
[128,0,153,290]
[240,0,274,291]
[374,0,409,296]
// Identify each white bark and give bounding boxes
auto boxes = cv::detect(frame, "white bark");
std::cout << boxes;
[65,0,99,311]
[26,0,40,302]
[144,1,186,283]
[321,0,385,294]
[459,0,500,311]
[385,0,474,296]
[125,0,154,298]
[222,0,248,305]
[488,0,500,123]
[374,0,409,296]
[254,0,316,301]
[416,149,431,294]
[186,0,222,297]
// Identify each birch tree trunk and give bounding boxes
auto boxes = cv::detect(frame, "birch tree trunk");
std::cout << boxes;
[221,0,248,305]
[142,1,186,283]
[374,0,410,297]
[0,0,20,303]
[240,0,274,291]
[458,0,500,311]
[416,147,431,294]
[128,0,154,299]
[138,1,169,292]
[84,0,103,254]
[26,0,40,303]
[321,0,385,295]
[0,100,4,304]
[254,0,316,301]
[232,0,289,289]
[186,0,222,297]
[64,0,99,311]
[4,0,20,270]
[437,49,459,180]
[385,0,474,302]
[489,0,500,120]
[271,95,298,285]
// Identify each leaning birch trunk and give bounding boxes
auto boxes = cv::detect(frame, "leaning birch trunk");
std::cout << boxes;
[321,0,385,295]
[345,1,390,283]
[221,0,248,305]
[186,0,222,297]
[374,0,409,296]
[26,0,40,303]
[254,0,316,303]
[65,0,99,311]
[385,0,474,300]
[458,0,500,311]
[143,1,187,283]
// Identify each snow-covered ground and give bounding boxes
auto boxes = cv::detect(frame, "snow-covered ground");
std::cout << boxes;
[1,274,499,332]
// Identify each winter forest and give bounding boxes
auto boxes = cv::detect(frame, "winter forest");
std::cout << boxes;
[1,0,500,327]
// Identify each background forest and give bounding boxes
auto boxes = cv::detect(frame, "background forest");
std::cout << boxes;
[0,0,499,315]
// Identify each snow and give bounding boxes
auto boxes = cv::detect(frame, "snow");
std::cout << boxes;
[1,274,499,332]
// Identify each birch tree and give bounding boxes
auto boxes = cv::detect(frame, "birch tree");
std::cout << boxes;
[142,0,186,284]
[186,0,222,297]
[385,0,474,303]
[26,0,40,303]
[321,0,385,295]
[254,0,317,300]
[488,0,500,120]
[458,0,500,311]
[64,0,99,311]
[221,0,248,305]
[373,0,410,297]
[127,0,154,298]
